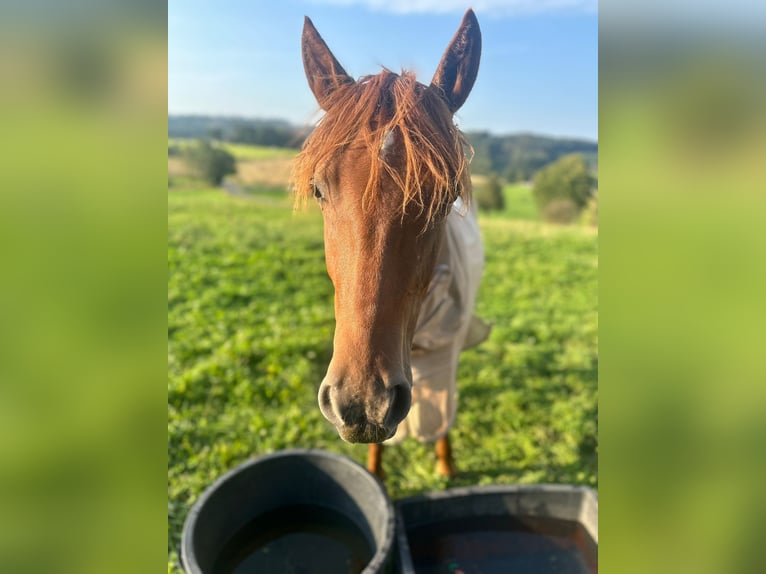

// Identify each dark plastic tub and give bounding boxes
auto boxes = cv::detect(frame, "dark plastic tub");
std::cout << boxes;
[394,484,598,574]
[181,449,395,574]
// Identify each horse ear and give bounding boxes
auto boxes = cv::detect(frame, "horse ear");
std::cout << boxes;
[302,16,354,109]
[430,9,482,114]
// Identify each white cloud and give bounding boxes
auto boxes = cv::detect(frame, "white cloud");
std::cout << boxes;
[306,0,596,16]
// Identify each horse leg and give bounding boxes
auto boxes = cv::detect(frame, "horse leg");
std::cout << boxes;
[435,434,455,478]
[367,443,385,479]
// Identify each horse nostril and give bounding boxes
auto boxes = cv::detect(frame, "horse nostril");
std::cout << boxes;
[318,381,342,428]
[319,384,332,411]
[385,383,412,428]
[319,376,410,442]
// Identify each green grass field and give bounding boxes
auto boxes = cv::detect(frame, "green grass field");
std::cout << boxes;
[167,186,597,572]
[501,182,539,221]
[169,138,297,160]
[221,142,298,160]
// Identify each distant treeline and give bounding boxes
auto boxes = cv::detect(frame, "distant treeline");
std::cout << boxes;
[169,115,307,149]
[169,115,597,180]
[465,132,598,181]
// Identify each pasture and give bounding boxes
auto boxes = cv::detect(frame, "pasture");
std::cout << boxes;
[169,140,296,190]
[169,138,297,161]
[167,184,598,572]
[501,182,539,221]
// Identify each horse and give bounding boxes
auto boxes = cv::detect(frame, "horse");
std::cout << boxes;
[292,9,487,478]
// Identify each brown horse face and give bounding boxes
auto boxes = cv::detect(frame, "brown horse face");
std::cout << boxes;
[300,10,481,443]
[314,146,443,443]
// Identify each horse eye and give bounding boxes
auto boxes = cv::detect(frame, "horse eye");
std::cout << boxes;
[310,179,325,201]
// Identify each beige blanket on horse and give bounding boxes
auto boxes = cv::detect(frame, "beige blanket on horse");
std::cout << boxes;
[386,199,490,444]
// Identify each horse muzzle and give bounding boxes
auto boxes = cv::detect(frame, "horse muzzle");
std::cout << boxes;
[317,375,412,444]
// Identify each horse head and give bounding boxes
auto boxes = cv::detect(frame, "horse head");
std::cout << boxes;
[294,10,481,443]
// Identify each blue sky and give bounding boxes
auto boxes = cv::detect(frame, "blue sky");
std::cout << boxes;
[169,1,597,140]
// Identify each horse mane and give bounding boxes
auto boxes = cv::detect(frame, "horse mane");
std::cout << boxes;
[291,69,472,223]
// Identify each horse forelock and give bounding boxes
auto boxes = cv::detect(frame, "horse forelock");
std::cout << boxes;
[291,69,472,224]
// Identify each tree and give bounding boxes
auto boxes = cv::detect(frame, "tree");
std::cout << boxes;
[206,127,224,141]
[474,172,505,212]
[532,153,595,221]
[185,140,236,186]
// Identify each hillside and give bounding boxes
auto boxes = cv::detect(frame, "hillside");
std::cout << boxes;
[466,131,598,181]
[168,115,598,180]
[169,115,304,148]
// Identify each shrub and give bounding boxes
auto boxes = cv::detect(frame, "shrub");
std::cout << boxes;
[532,154,595,215]
[474,172,505,212]
[582,191,598,227]
[185,140,236,186]
[542,199,579,224]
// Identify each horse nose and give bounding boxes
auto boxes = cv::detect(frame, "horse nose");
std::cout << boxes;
[317,376,411,443]
[384,382,411,429]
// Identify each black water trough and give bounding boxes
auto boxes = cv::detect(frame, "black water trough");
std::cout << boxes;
[394,484,598,574]
[181,449,395,574]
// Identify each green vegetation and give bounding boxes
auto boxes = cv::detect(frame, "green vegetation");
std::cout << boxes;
[474,173,506,212]
[222,142,297,161]
[169,115,302,148]
[170,138,296,161]
[168,185,597,572]
[168,115,598,180]
[500,182,538,221]
[471,181,537,221]
[532,154,596,224]
[467,131,598,180]
[582,191,598,227]
[183,141,236,186]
